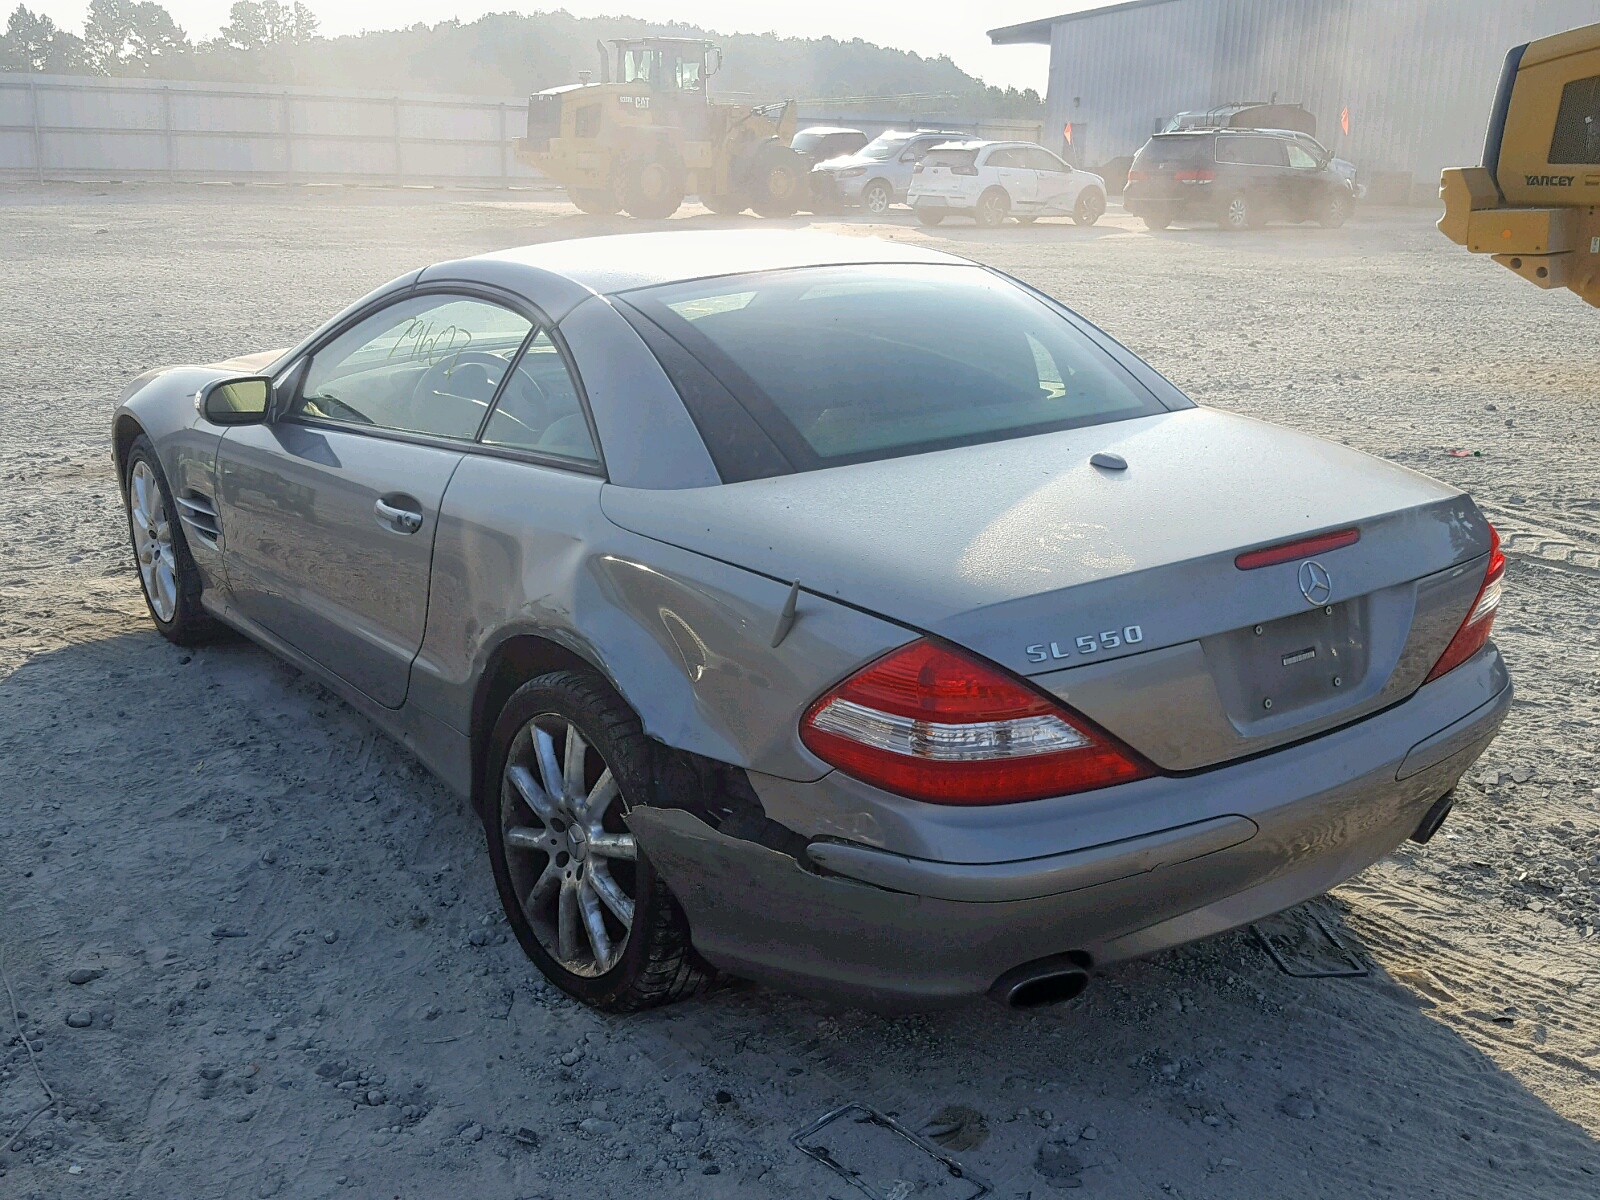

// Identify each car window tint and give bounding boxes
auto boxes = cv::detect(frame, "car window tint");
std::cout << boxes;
[1023,148,1068,172]
[924,149,977,171]
[986,148,1019,168]
[625,264,1165,472]
[297,296,531,440]
[1286,143,1319,170]
[480,329,598,463]
[1216,136,1286,167]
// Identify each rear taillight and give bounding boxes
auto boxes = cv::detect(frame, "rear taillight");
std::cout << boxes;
[1425,525,1505,683]
[1174,168,1217,183]
[800,640,1154,805]
[1126,168,1149,183]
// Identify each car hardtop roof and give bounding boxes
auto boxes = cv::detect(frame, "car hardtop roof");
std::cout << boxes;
[441,230,968,299]
[797,125,865,136]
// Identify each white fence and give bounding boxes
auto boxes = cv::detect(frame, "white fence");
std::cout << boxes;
[0,73,1046,189]
[0,73,542,187]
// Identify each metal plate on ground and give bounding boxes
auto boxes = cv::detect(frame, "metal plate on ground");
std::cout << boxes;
[1251,905,1369,978]
[792,1104,992,1200]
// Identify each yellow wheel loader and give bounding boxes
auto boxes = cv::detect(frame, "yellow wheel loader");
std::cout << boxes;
[1440,22,1600,308]
[515,37,808,220]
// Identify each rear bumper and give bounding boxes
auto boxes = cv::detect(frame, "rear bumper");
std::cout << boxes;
[632,648,1510,1009]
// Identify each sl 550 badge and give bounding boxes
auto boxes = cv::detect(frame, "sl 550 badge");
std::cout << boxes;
[1026,626,1144,664]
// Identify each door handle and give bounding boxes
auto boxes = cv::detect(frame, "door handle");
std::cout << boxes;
[375,497,423,534]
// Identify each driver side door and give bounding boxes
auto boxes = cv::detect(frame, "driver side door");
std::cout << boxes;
[215,291,534,708]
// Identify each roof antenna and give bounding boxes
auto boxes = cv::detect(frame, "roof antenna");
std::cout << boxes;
[770,581,801,648]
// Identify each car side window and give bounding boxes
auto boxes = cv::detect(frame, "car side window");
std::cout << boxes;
[987,148,1019,169]
[1286,143,1320,170]
[297,295,532,440]
[1216,136,1286,167]
[480,329,600,464]
[1024,148,1069,173]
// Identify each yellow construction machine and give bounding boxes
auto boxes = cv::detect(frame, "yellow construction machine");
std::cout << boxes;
[514,36,807,219]
[1440,21,1600,307]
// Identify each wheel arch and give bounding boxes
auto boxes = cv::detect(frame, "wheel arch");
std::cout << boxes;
[112,412,146,493]
[469,631,617,814]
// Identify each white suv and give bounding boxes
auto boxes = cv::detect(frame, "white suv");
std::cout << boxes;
[909,141,1108,229]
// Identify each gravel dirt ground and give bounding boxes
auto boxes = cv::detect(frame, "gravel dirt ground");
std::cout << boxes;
[1,186,1598,1200]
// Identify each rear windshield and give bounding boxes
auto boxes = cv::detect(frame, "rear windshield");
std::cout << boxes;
[620,264,1166,477]
[1137,135,1206,163]
[794,130,857,154]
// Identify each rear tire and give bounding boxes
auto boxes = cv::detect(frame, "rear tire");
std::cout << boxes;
[1015,215,1038,225]
[124,435,220,646]
[974,187,1010,228]
[861,179,893,218]
[618,158,685,220]
[569,187,620,215]
[1072,188,1105,227]
[749,143,807,218]
[1138,206,1176,231]
[1220,190,1261,231]
[914,205,946,226]
[484,671,710,1012]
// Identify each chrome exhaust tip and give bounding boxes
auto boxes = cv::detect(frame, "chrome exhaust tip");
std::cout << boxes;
[989,953,1092,1008]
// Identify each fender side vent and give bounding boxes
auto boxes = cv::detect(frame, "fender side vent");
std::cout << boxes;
[176,491,221,547]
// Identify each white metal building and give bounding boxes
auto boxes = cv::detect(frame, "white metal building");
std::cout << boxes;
[990,0,1598,199]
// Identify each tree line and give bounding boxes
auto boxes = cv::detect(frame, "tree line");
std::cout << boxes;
[0,2,1043,117]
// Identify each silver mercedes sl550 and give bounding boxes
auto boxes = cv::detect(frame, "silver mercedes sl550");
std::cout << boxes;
[112,230,1511,1011]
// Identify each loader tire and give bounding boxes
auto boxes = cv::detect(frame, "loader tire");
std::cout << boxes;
[749,143,806,218]
[619,158,684,220]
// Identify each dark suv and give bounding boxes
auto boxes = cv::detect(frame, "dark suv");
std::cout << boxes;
[1124,129,1358,231]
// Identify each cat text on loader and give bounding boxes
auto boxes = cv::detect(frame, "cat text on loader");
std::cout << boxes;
[1440,22,1600,308]
[515,37,808,220]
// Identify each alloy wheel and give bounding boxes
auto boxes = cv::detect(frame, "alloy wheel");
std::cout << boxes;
[500,715,637,977]
[130,460,177,622]
[864,183,891,215]
[1226,196,1250,229]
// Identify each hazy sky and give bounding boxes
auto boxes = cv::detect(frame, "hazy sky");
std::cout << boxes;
[31,1,1086,90]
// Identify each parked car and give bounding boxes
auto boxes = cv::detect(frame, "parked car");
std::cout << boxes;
[909,141,1108,228]
[790,125,868,167]
[809,129,970,215]
[114,230,1510,1012]
[1124,128,1359,231]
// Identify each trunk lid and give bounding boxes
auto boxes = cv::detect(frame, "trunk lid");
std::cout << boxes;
[601,408,1490,769]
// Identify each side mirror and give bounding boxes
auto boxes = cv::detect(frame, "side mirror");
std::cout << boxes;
[199,375,273,426]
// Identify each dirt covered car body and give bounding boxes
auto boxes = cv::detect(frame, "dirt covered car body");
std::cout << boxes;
[112,230,1511,1010]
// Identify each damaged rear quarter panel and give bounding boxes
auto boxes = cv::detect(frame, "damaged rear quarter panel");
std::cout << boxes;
[407,455,917,780]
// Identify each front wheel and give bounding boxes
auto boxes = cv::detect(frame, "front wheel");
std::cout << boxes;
[861,179,893,218]
[974,187,1010,228]
[1072,189,1106,227]
[749,143,807,218]
[1319,190,1354,229]
[124,435,219,645]
[914,205,946,226]
[484,671,709,1011]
